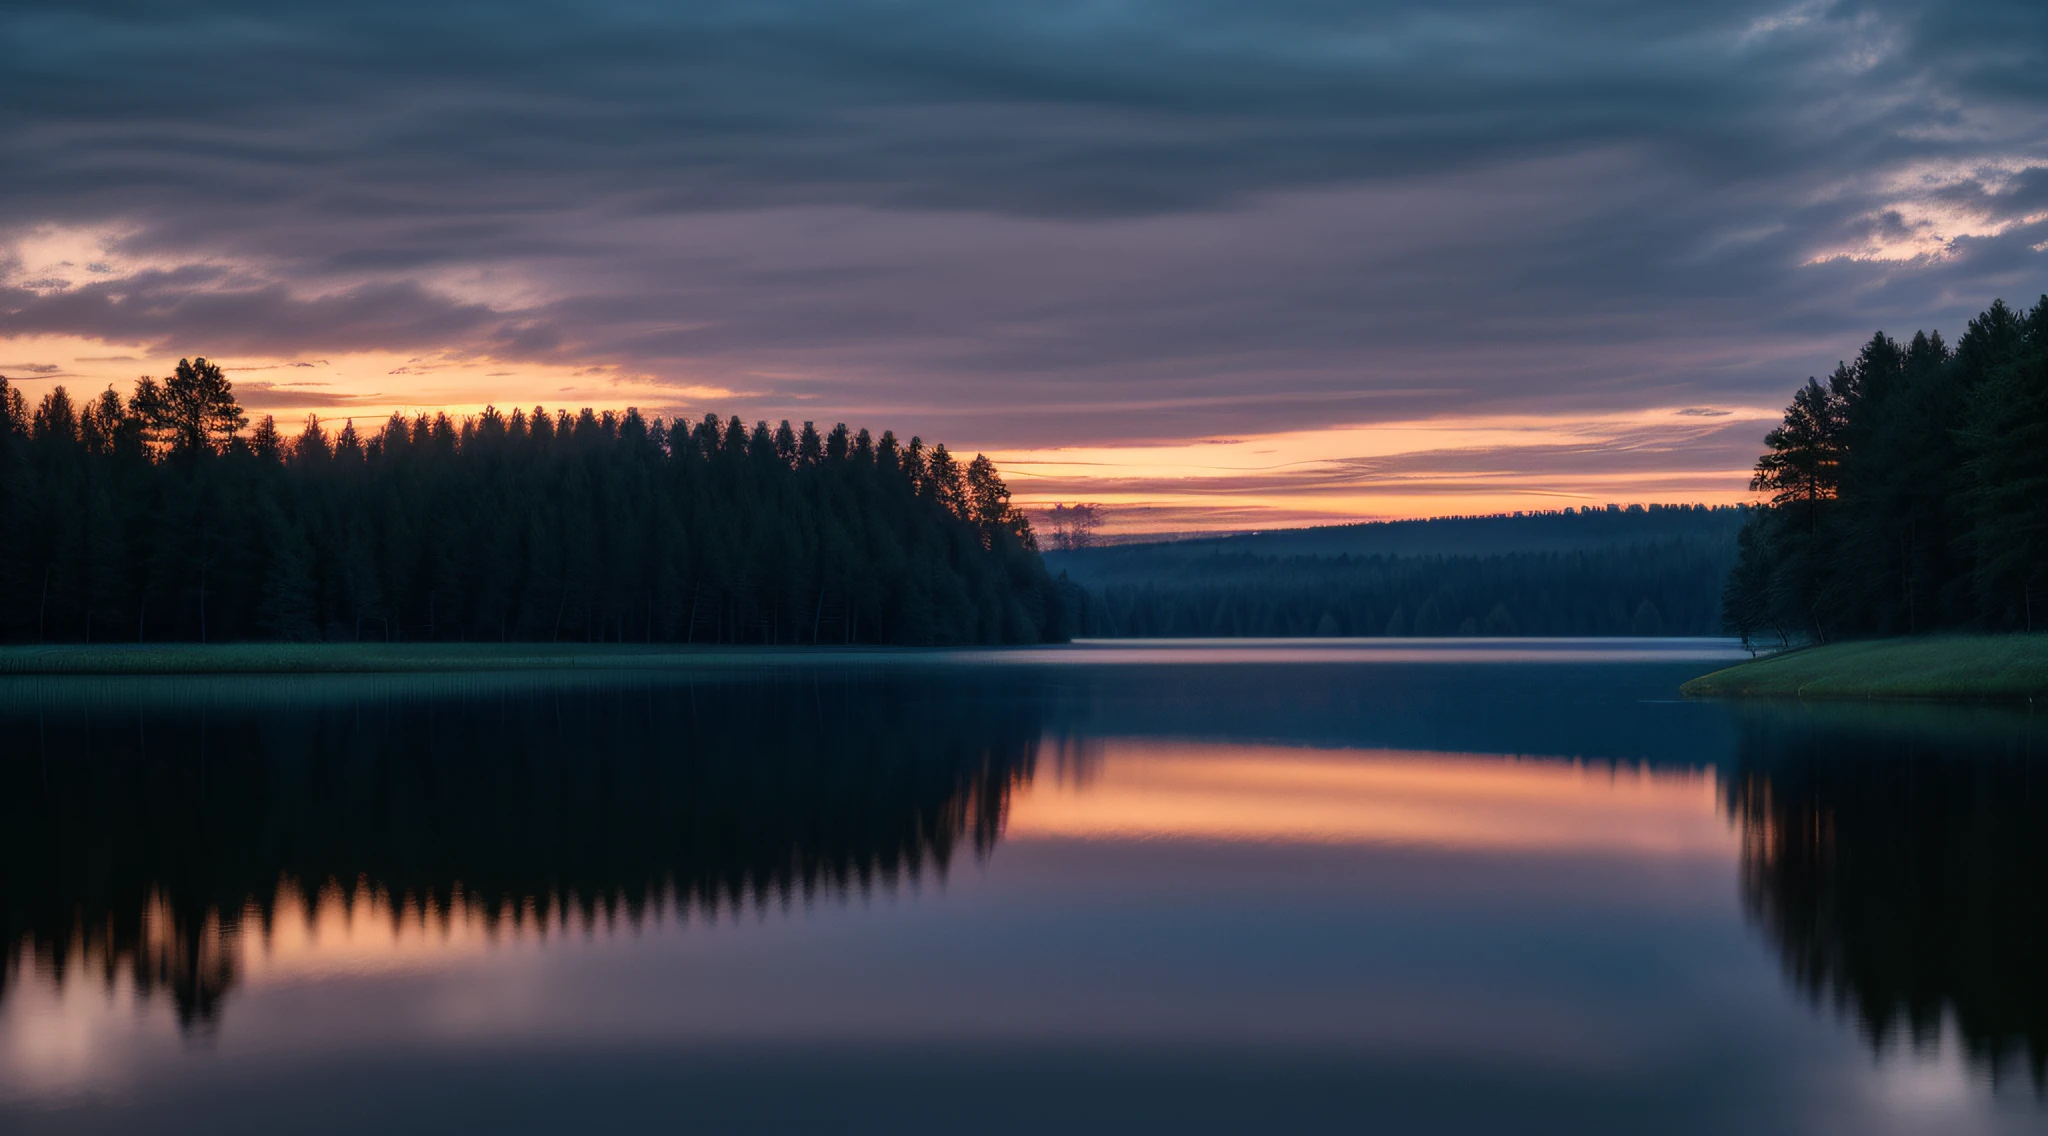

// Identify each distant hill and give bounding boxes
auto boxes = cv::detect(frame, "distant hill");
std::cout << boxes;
[1046,505,1747,581]
[1044,505,1748,638]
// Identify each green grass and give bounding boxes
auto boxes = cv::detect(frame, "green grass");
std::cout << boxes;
[0,642,909,675]
[1681,634,2048,701]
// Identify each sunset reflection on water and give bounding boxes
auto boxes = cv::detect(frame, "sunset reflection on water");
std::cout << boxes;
[1,655,2043,1135]
[1009,743,1729,856]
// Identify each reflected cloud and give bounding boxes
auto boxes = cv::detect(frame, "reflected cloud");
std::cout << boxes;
[1008,743,1731,855]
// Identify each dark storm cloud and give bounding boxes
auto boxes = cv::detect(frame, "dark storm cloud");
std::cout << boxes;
[2,0,2046,445]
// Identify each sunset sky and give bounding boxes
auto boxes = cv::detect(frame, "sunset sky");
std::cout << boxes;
[4,0,2046,531]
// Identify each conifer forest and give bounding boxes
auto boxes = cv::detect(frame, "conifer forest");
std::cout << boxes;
[0,360,1066,645]
[1724,297,2048,645]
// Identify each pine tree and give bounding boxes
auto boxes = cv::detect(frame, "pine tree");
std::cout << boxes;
[0,363,1062,645]
[129,358,248,456]
[1958,298,2048,629]
[1716,297,2048,641]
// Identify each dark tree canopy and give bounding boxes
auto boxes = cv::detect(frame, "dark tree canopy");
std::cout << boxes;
[1724,297,2048,644]
[1751,378,1844,520]
[129,357,248,457]
[0,365,1067,646]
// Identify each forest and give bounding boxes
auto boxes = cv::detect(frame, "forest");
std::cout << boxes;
[0,360,1067,645]
[1052,504,1749,561]
[1053,505,1743,637]
[1724,297,2048,645]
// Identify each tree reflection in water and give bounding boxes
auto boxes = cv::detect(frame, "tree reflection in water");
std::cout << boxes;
[7,664,2046,1094]
[0,672,1048,1031]
[1729,704,2048,1087]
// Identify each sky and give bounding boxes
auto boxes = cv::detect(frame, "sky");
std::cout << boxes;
[2,0,2046,532]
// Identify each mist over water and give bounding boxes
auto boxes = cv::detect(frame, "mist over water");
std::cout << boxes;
[1,643,2043,1135]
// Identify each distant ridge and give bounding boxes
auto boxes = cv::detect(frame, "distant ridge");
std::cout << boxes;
[1043,504,1748,639]
[1049,504,1748,576]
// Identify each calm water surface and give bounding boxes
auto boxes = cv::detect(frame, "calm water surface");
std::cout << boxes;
[2,640,2044,1134]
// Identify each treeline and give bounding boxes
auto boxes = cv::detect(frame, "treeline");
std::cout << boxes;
[1075,529,1734,637]
[1725,297,2048,644]
[1054,502,1749,563]
[0,359,1067,645]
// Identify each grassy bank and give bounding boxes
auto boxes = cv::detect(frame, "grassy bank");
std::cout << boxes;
[1681,635,2048,701]
[0,642,902,676]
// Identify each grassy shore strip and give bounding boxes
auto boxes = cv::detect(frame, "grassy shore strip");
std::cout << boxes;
[0,643,915,675]
[1681,635,2048,701]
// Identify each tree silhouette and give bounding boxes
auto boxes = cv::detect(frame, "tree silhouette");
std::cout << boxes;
[1046,503,1104,551]
[1723,296,2048,640]
[128,357,248,456]
[0,363,1067,645]
[1752,378,1845,522]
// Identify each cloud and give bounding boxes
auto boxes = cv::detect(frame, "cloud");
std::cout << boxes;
[230,381,391,412]
[0,268,523,358]
[0,0,2041,453]
[994,413,1774,533]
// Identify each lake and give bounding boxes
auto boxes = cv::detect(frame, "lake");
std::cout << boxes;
[2,640,2044,1134]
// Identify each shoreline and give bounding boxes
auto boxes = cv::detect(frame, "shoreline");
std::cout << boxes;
[0,637,1740,676]
[0,642,907,676]
[1680,635,2048,702]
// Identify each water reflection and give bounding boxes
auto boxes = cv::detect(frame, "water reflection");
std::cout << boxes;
[1007,743,1730,856]
[1730,704,2048,1087]
[0,657,2044,1133]
[0,674,1044,1031]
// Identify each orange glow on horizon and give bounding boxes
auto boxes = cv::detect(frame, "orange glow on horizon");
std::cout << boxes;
[2,336,1772,532]
[0,337,736,429]
[990,408,1773,531]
